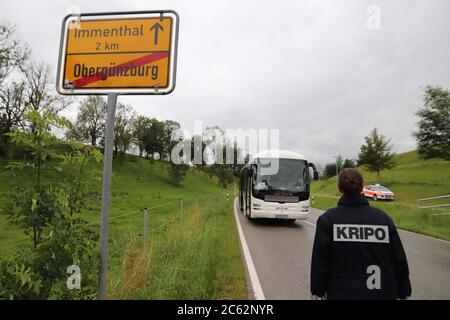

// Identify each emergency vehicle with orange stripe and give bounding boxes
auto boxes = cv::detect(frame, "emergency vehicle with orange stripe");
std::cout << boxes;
[361,184,395,201]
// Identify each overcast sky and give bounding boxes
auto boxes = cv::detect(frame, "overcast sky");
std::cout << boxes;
[1,0,449,165]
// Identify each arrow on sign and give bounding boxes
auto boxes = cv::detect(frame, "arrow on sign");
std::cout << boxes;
[150,22,164,45]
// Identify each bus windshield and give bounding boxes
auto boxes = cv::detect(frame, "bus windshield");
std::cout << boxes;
[253,158,309,195]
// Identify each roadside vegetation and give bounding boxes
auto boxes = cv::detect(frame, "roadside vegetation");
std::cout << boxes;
[0,145,246,299]
[0,23,246,299]
[109,197,246,299]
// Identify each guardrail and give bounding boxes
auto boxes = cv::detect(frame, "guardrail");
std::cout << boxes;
[416,195,450,215]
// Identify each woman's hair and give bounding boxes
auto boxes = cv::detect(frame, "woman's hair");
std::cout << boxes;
[338,168,364,197]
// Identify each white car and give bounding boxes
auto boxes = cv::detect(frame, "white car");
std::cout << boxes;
[362,184,395,201]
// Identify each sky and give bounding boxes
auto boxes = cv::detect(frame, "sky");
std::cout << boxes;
[1,0,449,166]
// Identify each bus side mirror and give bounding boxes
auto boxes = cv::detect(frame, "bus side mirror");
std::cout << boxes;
[308,162,319,181]
[247,164,256,178]
[251,165,257,182]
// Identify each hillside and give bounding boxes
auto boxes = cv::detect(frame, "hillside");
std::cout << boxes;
[0,155,246,299]
[311,150,450,240]
[313,150,450,203]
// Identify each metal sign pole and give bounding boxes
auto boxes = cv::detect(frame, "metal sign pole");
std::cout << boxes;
[98,93,118,300]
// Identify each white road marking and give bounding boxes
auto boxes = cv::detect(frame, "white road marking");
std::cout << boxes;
[302,220,316,228]
[233,198,265,300]
[431,212,450,217]
[398,227,450,244]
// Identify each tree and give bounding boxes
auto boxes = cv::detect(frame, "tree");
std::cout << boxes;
[231,141,245,176]
[113,103,135,156]
[167,162,188,186]
[162,120,181,161]
[213,143,235,188]
[358,128,395,176]
[203,126,225,164]
[0,23,29,85]
[1,107,100,299]
[62,142,103,216]
[335,155,344,172]
[143,118,164,161]
[131,116,167,160]
[24,61,71,115]
[342,158,356,169]
[167,140,189,186]
[414,85,450,160]
[131,115,150,157]
[0,23,29,153]
[0,81,27,144]
[67,96,107,146]
[215,164,234,188]
[324,163,337,178]
[4,106,71,248]
[216,164,234,188]
[167,129,188,186]
[190,134,207,167]
[323,156,345,178]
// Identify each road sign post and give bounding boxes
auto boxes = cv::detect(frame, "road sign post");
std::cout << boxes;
[57,10,179,300]
[98,93,117,300]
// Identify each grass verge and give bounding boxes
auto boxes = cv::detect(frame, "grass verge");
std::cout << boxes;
[108,195,247,299]
[0,155,247,299]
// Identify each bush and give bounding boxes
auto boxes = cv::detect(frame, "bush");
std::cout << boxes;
[0,108,101,299]
[167,162,188,186]
[0,218,99,299]
[0,252,44,299]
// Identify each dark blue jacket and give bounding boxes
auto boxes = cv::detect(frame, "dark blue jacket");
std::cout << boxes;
[310,195,412,300]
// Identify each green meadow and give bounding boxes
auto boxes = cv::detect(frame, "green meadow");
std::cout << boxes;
[0,155,247,299]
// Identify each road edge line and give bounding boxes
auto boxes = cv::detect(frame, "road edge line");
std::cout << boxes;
[233,197,265,300]
[397,228,450,244]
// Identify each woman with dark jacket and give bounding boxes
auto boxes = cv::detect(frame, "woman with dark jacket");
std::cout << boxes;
[310,168,412,300]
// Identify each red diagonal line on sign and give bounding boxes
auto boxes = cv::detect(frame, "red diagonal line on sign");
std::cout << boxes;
[73,52,169,88]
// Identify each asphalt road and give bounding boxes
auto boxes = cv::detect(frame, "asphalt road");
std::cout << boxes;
[234,198,450,300]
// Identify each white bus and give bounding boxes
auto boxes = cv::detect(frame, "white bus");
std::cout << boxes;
[239,150,319,222]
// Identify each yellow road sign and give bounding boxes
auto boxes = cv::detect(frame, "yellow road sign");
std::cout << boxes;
[56,11,179,95]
